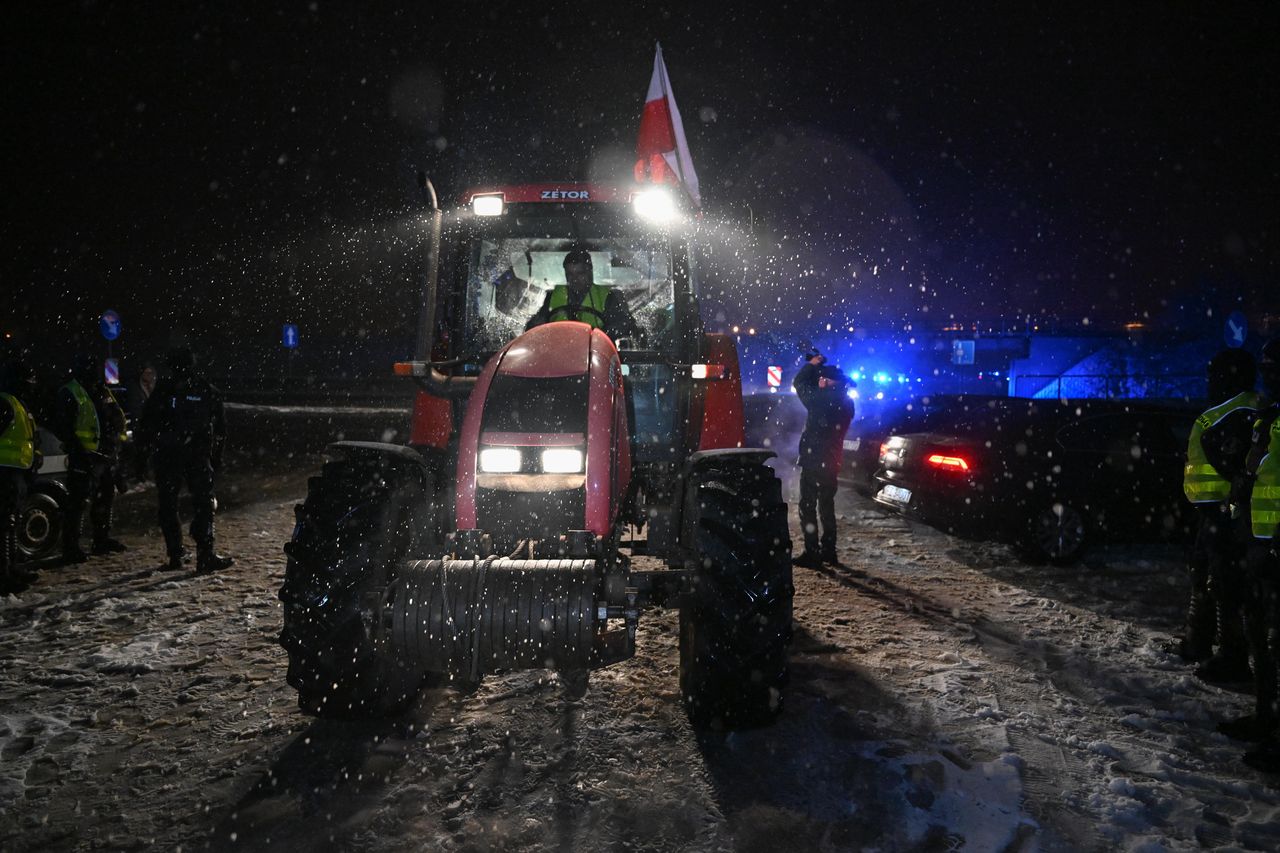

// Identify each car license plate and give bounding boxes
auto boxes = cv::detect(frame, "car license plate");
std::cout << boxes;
[879,484,912,504]
[844,438,860,451]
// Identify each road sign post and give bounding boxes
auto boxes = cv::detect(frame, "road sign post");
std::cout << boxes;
[1225,311,1248,348]
[282,324,299,391]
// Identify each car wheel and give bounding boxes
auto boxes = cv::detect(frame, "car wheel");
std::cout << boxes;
[17,491,63,562]
[1025,501,1088,564]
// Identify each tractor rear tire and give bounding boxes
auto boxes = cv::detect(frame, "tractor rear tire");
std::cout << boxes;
[278,457,434,719]
[679,461,792,730]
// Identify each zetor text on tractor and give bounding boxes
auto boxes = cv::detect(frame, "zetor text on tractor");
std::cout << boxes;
[278,182,793,729]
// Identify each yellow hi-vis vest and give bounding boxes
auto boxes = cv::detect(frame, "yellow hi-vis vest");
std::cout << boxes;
[1183,390,1260,504]
[0,393,35,470]
[63,379,100,452]
[547,284,610,330]
[1251,414,1280,539]
[104,387,128,444]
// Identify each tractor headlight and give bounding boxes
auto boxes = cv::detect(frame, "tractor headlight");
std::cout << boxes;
[478,447,522,473]
[471,193,505,216]
[631,188,677,224]
[540,448,584,474]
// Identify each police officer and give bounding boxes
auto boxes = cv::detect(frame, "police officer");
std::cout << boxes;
[1236,339,1280,771]
[140,348,233,573]
[792,346,856,568]
[52,353,103,564]
[88,378,129,554]
[524,245,642,343]
[0,356,41,590]
[1182,349,1258,676]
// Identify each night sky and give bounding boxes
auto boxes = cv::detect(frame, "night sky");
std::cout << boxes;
[4,1,1277,368]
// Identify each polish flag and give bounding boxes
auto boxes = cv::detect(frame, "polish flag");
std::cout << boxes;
[634,43,700,207]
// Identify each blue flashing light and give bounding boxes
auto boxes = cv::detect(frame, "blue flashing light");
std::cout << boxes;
[873,371,890,384]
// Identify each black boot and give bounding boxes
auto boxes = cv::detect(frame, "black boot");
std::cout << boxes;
[1197,595,1253,682]
[161,549,188,571]
[92,537,127,555]
[196,549,234,574]
[792,551,823,569]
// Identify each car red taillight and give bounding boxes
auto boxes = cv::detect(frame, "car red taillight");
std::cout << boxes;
[926,453,972,472]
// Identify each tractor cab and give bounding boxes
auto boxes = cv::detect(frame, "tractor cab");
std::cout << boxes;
[425,183,708,457]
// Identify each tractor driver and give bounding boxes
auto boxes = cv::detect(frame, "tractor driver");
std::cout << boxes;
[525,246,642,344]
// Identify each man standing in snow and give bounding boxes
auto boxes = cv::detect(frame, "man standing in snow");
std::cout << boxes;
[1231,339,1280,772]
[51,353,103,564]
[792,346,855,568]
[1182,349,1257,677]
[0,355,41,591]
[139,348,232,574]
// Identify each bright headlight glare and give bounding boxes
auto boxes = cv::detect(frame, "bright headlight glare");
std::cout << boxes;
[541,448,584,474]
[471,194,504,216]
[478,447,521,473]
[631,189,677,223]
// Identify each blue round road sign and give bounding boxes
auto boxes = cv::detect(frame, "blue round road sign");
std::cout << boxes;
[1224,311,1248,348]
[99,310,122,341]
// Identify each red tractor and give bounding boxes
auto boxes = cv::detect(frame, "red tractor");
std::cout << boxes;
[278,181,792,729]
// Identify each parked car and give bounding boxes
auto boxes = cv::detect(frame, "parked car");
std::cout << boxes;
[843,395,1004,495]
[872,397,1196,563]
[17,426,70,563]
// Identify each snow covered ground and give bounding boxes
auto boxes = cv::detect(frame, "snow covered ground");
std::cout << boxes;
[2,461,1278,851]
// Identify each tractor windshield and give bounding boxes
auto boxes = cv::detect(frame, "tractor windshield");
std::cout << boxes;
[452,207,679,357]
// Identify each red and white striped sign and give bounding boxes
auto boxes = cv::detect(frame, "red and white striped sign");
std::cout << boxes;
[766,365,782,387]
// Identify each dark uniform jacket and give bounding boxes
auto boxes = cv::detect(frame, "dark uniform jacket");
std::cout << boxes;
[793,363,856,474]
[140,375,226,461]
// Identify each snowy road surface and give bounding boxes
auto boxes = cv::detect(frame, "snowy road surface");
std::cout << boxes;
[2,465,1279,851]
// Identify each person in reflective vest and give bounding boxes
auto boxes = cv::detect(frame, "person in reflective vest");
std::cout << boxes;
[0,356,41,591]
[87,381,129,555]
[1181,349,1258,674]
[52,353,102,564]
[1221,338,1280,771]
[524,245,642,343]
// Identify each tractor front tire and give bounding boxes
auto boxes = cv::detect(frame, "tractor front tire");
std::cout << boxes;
[679,460,793,730]
[278,457,432,719]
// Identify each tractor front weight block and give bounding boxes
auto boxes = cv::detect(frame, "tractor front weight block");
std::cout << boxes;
[386,558,633,681]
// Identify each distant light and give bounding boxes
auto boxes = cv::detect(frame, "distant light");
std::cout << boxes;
[873,372,890,384]
[848,388,859,400]
[875,391,885,400]
[732,326,740,334]
[748,328,756,335]
[631,188,678,223]
[472,193,504,216]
